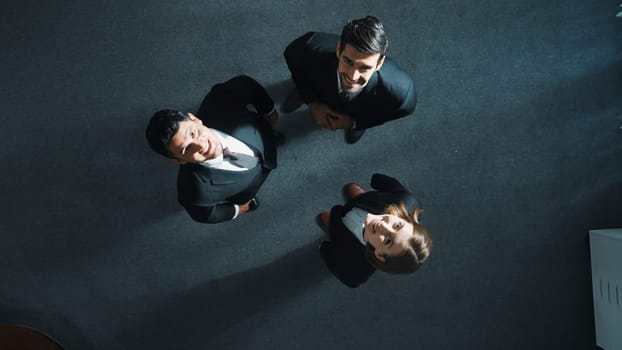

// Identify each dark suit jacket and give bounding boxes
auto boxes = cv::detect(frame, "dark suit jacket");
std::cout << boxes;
[177,75,277,224]
[284,32,417,130]
[322,173,420,288]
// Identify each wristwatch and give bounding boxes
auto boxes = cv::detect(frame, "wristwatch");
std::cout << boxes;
[248,198,259,211]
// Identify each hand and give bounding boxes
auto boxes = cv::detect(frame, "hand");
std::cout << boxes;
[308,102,354,131]
[238,198,254,214]
[264,110,279,127]
[325,109,354,130]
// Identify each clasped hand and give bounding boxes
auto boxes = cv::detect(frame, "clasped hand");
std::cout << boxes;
[308,102,354,131]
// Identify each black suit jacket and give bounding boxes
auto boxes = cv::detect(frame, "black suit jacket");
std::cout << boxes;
[284,32,417,130]
[177,75,277,224]
[322,173,420,288]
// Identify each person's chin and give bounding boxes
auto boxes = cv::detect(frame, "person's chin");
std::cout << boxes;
[202,154,216,162]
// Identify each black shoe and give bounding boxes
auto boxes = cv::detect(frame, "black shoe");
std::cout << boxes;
[345,127,366,144]
[316,213,330,235]
[273,130,285,146]
[280,88,303,113]
[248,197,259,212]
[342,183,366,201]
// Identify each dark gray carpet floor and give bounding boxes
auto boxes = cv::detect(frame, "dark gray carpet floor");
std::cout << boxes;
[1,0,621,349]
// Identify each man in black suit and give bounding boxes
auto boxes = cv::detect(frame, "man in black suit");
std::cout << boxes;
[145,75,279,224]
[317,173,432,287]
[283,16,417,144]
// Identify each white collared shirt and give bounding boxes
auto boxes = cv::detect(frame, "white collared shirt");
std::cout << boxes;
[198,129,258,218]
[200,129,256,172]
[341,207,369,245]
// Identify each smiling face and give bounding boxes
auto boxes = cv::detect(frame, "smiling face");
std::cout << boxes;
[167,113,223,164]
[336,42,385,93]
[363,213,414,262]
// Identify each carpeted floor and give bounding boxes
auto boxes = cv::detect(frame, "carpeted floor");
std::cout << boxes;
[1,0,621,349]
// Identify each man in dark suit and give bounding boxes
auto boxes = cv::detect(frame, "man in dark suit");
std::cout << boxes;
[283,16,417,144]
[145,75,279,224]
[317,173,432,288]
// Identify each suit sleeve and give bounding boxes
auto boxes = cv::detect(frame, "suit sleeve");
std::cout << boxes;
[320,242,370,288]
[354,66,417,130]
[183,203,237,224]
[370,173,409,193]
[284,32,321,104]
[388,77,417,123]
[198,75,275,117]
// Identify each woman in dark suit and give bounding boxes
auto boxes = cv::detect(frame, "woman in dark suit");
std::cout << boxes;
[318,173,432,288]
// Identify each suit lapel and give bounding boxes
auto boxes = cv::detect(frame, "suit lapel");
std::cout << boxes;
[186,163,245,185]
[350,72,378,104]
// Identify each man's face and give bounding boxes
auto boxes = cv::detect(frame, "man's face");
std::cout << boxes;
[363,213,413,261]
[336,42,385,93]
[167,113,223,164]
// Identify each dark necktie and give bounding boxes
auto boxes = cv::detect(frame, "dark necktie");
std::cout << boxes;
[339,91,353,103]
[223,147,259,169]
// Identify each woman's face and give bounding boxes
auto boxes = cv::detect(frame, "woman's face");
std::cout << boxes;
[167,113,223,164]
[363,213,414,261]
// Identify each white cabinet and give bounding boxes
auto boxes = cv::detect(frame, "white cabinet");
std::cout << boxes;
[590,229,622,350]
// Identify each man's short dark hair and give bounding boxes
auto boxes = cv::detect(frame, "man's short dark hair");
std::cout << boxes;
[145,109,189,159]
[339,16,388,57]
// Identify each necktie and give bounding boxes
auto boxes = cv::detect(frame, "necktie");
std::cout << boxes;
[223,147,259,169]
[339,91,353,102]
